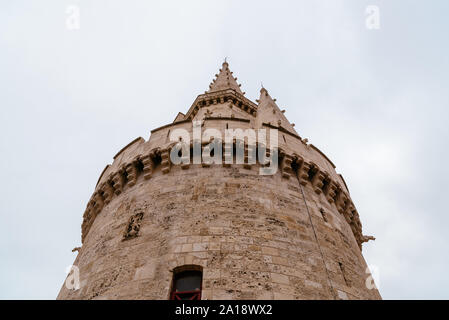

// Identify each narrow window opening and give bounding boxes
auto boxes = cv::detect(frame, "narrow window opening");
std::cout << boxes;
[170,267,202,300]
[339,262,349,286]
[283,135,286,143]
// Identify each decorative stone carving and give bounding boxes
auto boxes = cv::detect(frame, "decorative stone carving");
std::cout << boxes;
[335,189,349,214]
[123,212,144,240]
[361,235,376,243]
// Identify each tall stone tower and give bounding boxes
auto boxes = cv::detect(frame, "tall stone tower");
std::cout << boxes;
[58,62,381,300]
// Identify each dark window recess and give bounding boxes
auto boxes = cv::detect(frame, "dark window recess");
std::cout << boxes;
[136,160,144,174]
[152,153,162,168]
[307,166,317,182]
[339,262,350,286]
[170,270,202,300]
[321,178,330,193]
[122,170,129,185]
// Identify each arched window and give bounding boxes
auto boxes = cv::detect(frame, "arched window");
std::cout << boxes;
[170,266,202,300]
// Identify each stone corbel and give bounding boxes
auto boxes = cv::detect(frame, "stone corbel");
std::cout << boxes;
[323,177,338,203]
[361,235,376,243]
[311,169,326,194]
[279,150,293,179]
[200,141,210,168]
[297,158,311,185]
[93,192,104,215]
[99,181,114,205]
[160,148,171,174]
[201,138,218,168]
[125,162,137,187]
[335,188,349,214]
[178,141,191,170]
[141,154,154,180]
[111,172,123,195]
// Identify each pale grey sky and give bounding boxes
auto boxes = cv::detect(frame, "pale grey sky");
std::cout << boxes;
[0,0,448,299]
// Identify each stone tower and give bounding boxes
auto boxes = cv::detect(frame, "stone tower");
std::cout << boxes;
[58,61,381,300]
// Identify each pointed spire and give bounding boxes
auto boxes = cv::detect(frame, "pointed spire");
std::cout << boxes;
[259,86,273,103]
[207,60,243,94]
[256,87,298,135]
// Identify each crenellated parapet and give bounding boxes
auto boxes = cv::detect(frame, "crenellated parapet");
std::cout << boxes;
[80,138,366,249]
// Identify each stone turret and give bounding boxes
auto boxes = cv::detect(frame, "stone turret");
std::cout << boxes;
[58,61,380,300]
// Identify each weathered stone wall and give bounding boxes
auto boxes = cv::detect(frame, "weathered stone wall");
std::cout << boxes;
[58,62,380,300]
[58,149,380,300]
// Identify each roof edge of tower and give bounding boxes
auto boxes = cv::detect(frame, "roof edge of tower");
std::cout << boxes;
[113,137,146,160]
[184,88,258,120]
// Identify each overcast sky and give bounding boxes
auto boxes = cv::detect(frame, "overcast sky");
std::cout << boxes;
[1,0,448,299]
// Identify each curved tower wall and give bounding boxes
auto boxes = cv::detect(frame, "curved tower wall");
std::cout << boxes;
[57,63,380,300]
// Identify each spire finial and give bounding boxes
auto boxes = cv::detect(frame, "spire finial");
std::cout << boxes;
[208,59,242,94]
[260,82,268,94]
